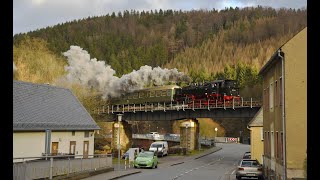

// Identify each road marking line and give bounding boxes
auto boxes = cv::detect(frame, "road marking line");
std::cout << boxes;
[231,170,236,174]
[171,157,225,179]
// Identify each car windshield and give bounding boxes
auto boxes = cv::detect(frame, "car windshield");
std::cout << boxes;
[137,152,153,157]
[241,160,259,167]
[151,144,163,148]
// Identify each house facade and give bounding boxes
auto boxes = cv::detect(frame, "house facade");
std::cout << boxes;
[13,81,100,162]
[248,107,264,164]
[259,27,307,180]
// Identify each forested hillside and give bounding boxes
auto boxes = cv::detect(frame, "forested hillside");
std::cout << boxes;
[13,6,306,137]
[13,6,306,101]
[13,6,306,77]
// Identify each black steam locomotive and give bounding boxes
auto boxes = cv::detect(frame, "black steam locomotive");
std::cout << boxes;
[174,79,240,105]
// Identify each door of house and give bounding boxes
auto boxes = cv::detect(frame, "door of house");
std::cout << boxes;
[83,141,89,158]
[51,142,59,155]
[69,141,76,155]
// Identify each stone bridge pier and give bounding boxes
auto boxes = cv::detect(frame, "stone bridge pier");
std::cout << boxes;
[111,120,132,156]
[180,119,200,151]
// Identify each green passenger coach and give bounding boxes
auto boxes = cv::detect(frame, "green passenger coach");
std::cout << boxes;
[110,85,181,105]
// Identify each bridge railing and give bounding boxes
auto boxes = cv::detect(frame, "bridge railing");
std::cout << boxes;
[94,98,262,114]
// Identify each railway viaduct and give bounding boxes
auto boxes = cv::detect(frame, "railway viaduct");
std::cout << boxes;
[95,100,261,152]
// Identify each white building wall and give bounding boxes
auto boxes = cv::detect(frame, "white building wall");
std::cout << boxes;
[13,132,45,162]
[13,131,95,162]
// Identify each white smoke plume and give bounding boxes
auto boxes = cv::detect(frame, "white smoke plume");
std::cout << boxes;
[62,46,191,99]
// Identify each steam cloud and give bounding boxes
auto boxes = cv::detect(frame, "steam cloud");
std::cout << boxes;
[62,46,191,99]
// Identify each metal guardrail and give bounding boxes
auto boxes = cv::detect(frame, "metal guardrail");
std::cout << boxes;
[95,98,261,114]
[13,154,112,180]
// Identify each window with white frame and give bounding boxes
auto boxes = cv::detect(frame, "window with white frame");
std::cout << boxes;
[275,80,278,107]
[269,82,274,110]
[279,77,283,106]
[271,131,274,157]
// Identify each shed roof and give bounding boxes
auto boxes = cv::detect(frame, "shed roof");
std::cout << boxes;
[248,107,263,127]
[13,80,100,131]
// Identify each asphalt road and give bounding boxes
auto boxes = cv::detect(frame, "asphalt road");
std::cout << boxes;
[118,143,250,180]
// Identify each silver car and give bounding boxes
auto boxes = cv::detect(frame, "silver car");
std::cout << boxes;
[236,159,263,180]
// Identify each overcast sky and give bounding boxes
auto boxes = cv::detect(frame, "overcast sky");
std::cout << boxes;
[13,0,307,35]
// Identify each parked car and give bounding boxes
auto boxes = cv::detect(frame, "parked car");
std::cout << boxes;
[242,151,251,159]
[122,149,130,159]
[149,141,168,157]
[148,132,160,139]
[236,159,263,180]
[164,133,180,139]
[133,151,158,169]
[122,148,143,159]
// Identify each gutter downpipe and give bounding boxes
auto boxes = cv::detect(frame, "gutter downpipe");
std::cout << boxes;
[278,49,287,180]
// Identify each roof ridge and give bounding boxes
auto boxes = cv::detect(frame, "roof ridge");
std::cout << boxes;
[13,80,70,91]
[248,107,263,127]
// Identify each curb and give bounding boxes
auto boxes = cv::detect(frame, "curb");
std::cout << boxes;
[170,162,185,166]
[194,147,222,160]
[108,171,142,180]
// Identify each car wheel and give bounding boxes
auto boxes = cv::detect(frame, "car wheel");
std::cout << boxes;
[151,163,155,169]
[236,176,241,180]
[134,165,137,168]
[155,163,158,168]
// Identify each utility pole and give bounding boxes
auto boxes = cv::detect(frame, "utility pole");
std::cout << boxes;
[45,129,51,160]
[117,114,123,171]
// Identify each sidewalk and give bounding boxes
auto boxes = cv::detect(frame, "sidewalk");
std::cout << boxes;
[81,145,222,180]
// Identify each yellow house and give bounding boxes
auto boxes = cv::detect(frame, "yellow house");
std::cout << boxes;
[259,27,307,180]
[248,107,264,164]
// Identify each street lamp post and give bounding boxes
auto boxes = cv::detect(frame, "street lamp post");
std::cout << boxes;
[239,131,243,144]
[117,114,123,171]
[214,127,218,142]
[185,124,189,152]
[149,124,150,133]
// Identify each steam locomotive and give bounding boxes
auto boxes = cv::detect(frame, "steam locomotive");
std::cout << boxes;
[110,79,240,105]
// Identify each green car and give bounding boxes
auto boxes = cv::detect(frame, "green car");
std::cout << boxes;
[133,151,158,169]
